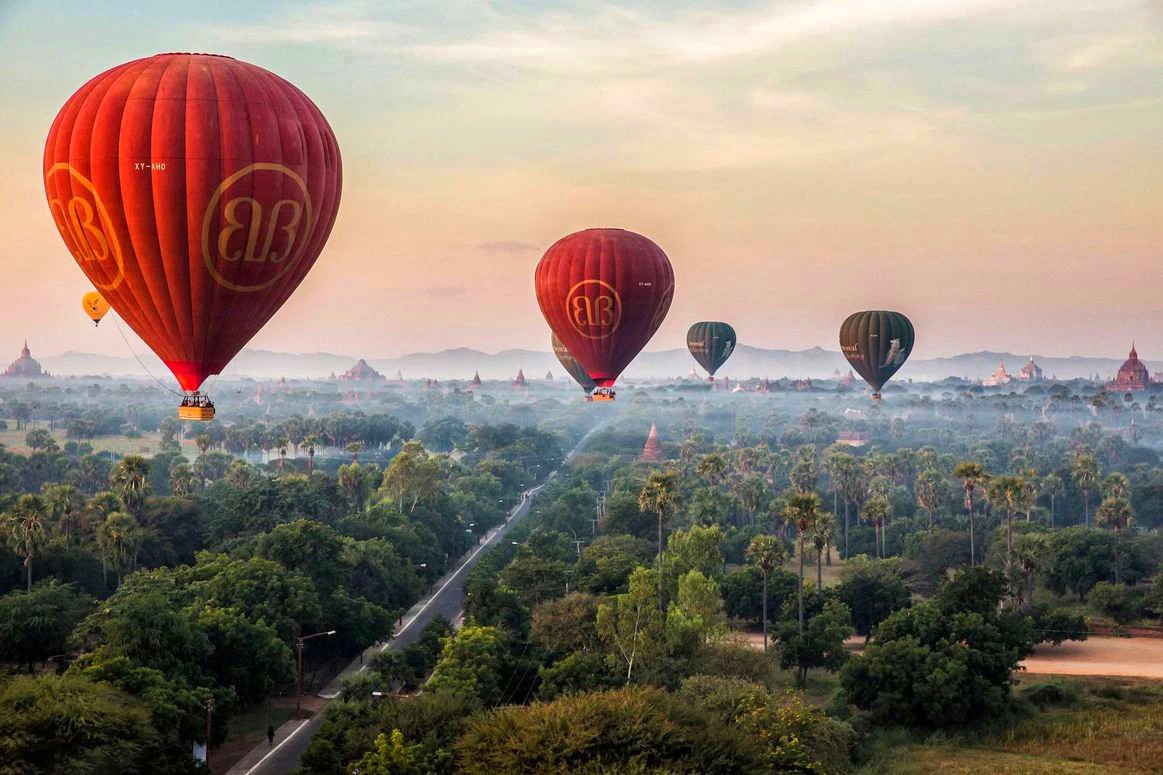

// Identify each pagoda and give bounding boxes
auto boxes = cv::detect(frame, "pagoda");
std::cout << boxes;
[1106,344,1152,392]
[513,369,527,387]
[471,371,482,386]
[339,359,386,381]
[840,370,855,386]
[545,370,554,381]
[983,362,1011,387]
[1018,356,1043,382]
[2,341,50,378]
[641,423,663,462]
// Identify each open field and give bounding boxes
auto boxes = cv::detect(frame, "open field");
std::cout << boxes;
[0,425,167,457]
[1023,637,1163,679]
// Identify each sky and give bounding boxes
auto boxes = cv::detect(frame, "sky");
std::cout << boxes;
[1,0,1161,362]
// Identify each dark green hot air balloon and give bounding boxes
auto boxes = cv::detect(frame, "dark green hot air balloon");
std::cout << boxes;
[687,322,737,380]
[551,334,597,396]
[839,311,914,400]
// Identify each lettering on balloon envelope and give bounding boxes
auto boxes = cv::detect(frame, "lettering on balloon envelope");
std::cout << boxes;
[44,163,125,291]
[201,163,314,293]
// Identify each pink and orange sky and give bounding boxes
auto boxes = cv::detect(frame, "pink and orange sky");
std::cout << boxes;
[1,0,1161,361]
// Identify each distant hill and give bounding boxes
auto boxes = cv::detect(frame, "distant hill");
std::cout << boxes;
[33,345,1154,384]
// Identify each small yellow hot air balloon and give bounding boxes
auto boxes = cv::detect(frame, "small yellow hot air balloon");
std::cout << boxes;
[82,291,110,326]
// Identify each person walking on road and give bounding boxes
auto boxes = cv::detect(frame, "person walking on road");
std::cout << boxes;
[267,725,275,746]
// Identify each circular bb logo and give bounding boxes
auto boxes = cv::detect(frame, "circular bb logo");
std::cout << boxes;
[565,280,622,340]
[201,163,314,293]
[44,163,125,291]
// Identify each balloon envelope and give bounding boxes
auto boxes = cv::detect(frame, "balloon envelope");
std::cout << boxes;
[551,334,597,394]
[534,228,674,388]
[839,310,915,397]
[81,291,110,325]
[687,321,736,377]
[44,53,342,391]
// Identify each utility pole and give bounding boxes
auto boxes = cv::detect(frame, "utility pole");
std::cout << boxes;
[205,699,213,769]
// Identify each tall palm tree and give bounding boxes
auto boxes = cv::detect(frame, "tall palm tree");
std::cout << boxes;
[953,461,986,565]
[1071,453,1099,527]
[1095,496,1134,583]
[1021,469,1041,522]
[746,534,784,651]
[305,434,319,473]
[835,455,865,559]
[988,475,1024,598]
[809,511,836,602]
[95,511,143,588]
[110,456,151,516]
[914,469,945,529]
[4,495,49,591]
[737,476,769,526]
[42,483,83,548]
[694,453,728,486]
[1041,473,1063,528]
[782,491,821,634]
[1102,472,1130,502]
[638,470,678,611]
[1012,533,1047,610]
[346,441,364,464]
[195,433,212,489]
[862,495,891,560]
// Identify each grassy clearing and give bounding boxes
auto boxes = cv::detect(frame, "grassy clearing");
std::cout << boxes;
[784,553,847,588]
[857,677,1163,774]
[0,425,165,457]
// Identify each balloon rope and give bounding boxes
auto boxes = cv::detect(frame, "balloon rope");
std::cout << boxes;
[112,316,182,397]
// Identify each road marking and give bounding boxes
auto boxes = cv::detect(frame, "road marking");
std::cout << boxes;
[241,719,309,775]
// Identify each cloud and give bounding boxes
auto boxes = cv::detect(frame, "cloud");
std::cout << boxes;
[1032,32,1163,72]
[195,1,409,47]
[477,241,538,253]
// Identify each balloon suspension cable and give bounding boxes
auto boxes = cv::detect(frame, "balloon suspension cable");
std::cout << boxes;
[112,316,182,397]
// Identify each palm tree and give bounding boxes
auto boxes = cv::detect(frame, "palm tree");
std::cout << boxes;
[737,476,769,526]
[914,469,945,529]
[1102,472,1130,502]
[862,494,891,560]
[95,511,143,588]
[782,491,822,634]
[809,511,836,602]
[1021,469,1041,522]
[638,470,678,611]
[346,441,364,463]
[1012,533,1047,610]
[835,455,865,559]
[110,456,151,516]
[305,434,319,473]
[745,534,784,651]
[42,483,83,548]
[1071,453,1099,527]
[1095,496,1134,583]
[988,475,1024,597]
[277,437,290,474]
[1041,473,1063,528]
[195,433,212,489]
[4,495,49,591]
[694,453,728,486]
[953,461,986,565]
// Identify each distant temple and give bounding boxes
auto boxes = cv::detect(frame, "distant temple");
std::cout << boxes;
[1018,356,1043,382]
[641,423,663,462]
[2,341,49,378]
[471,371,482,386]
[339,359,386,381]
[840,370,855,386]
[545,370,554,382]
[983,361,1012,387]
[756,378,771,393]
[1106,344,1153,392]
[836,431,870,448]
[513,369,527,387]
[793,378,812,391]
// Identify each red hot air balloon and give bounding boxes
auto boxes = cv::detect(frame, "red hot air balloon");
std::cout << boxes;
[535,229,674,401]
[44,53,342,419]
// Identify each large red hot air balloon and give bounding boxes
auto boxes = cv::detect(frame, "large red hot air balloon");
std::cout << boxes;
[535,229,674,401]
[44,53,342,417]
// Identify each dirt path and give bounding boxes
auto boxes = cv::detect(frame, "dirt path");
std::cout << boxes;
[1022,637,1163,679]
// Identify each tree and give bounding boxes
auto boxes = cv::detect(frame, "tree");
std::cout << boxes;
[745,534,785,651]
[913,469,948,529]
[1041,473,1064,528]
[380,441,440,513]
[25,428,57,453]
[862,494,891,560]
[694,452,728,486]
[427,625,509,706]
[637,470,678,611]
[1088,581,1140,626]
[1044,527,1117,600]
[776,598,852,687]
[836,556,911,643]
[42,483,84,548]
[4,494,50,591]
[196,605,295,706]
[0,581,94,672]
[168,462,198,497]
[809,511,835,601]
[665,524,724,584]
[1072,453,1100,527]
[737,476,769,526]
[953,461,986,565]
[596,566,665,683]
[530,593,601,655]
[348,729,453,775]
[987,475,1024,599]
[111,455,152,516]
[95,511,145,587]
[1095,496,1134,584]
[0,674,163,775]
[783,491,823,634]
[666,569,726,651]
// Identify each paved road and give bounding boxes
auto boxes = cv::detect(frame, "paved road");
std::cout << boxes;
[236,424,603,775]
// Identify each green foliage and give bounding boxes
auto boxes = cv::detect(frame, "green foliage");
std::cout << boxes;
[427,625,509,706]
[835,556,911,639]
[455,686,765,774]
[776,598,853,685]
[346,728,453,775]
[1032,608,1088,646]
[1088,581,1142,625]
[1043,527,1117,600]
[0,580,93,671]
[530,592,601,655]
[596,566,665,684]
[721,565,798,625]
[576,534,655,594]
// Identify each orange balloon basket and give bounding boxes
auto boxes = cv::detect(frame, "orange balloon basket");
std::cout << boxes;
[592,388,616,402]
[178,405,216,421]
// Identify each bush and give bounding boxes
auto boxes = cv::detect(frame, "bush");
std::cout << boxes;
[1020,680,1083,709]
[1089,582,1142,626]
